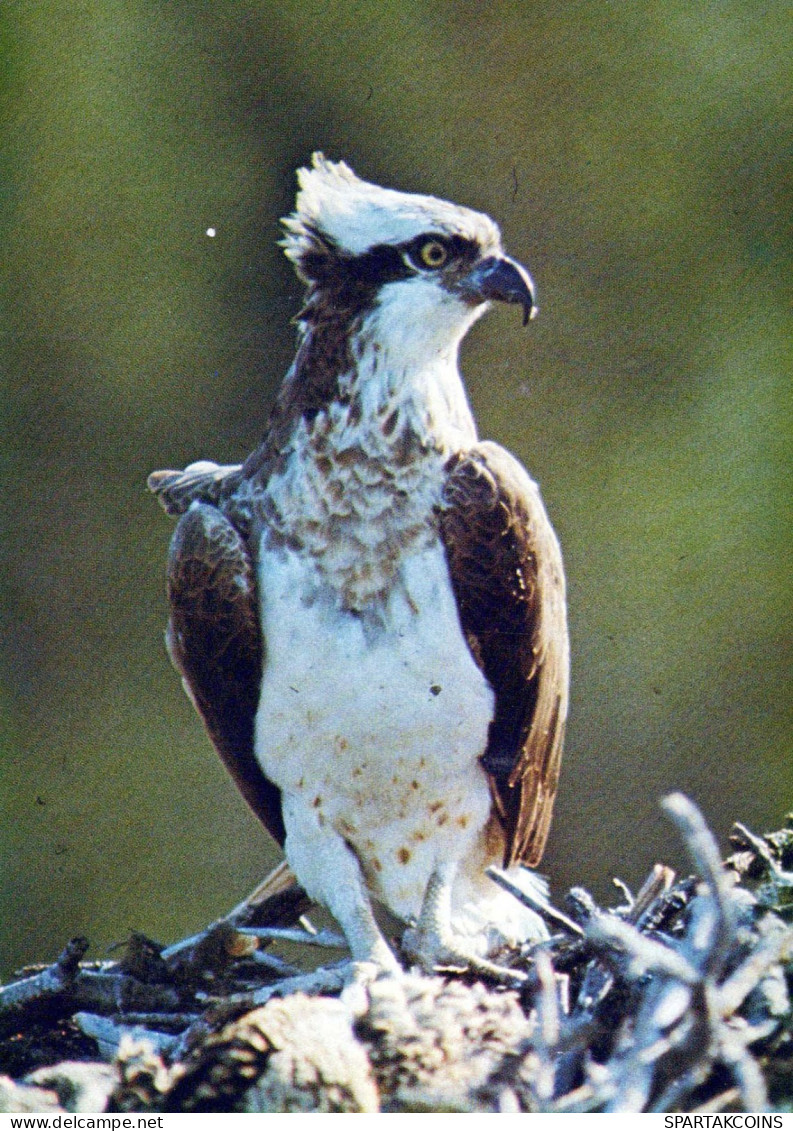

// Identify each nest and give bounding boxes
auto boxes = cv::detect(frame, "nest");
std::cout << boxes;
[1,794,791,1113]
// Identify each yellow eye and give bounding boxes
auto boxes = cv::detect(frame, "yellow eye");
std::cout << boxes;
[418,239,449,269]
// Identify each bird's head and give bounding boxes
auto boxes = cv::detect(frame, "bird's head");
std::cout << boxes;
[280,154,537,351]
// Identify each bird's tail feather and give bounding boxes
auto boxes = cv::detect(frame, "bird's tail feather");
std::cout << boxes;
[147,460,243,516]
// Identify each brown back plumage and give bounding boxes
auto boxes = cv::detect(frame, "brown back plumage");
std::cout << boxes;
[439,441,569,867]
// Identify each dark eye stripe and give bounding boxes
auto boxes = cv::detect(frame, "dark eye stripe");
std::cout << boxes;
[342,244,413,286]
[301,233,483,319]
[340,234,481,287]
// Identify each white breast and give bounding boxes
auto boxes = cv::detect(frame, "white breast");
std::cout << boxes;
[254,537,495,920]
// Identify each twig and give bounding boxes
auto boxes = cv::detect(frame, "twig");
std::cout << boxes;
[110,1012,202,1030]
[530,950,560,1107]
[74,1011,180,1060]
[246,951,301,976]
[717,928,793,1016]
[235,926,347,948]
[650,1062,712,1113]
[630,864,676,925]
[662,793,736,971]
[565,887,600,926]
[0,937,88,1018]
[586,913,699,984]
[732,823,793,886]
[692,1087,741,1114]
[0,939,180,1038]
[248,962,351,1006]
[719,1026,769,1113]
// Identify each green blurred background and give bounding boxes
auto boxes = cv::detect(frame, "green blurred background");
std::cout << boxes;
[1,1,791,976]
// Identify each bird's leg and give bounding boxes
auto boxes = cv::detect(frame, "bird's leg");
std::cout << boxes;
[281,796,401,976]
[401,859,526,984]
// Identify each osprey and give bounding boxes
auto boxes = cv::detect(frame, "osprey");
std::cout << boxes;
[149,154,569,978]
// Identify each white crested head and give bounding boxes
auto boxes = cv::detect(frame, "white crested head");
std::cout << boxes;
[281,152,502,270]
[270,155,537,468]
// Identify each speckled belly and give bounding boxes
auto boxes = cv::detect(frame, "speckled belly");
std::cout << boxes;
[253,537,495,919]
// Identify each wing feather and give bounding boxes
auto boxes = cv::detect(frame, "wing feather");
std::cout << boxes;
[439,441,569,868]
[165,502,285,847]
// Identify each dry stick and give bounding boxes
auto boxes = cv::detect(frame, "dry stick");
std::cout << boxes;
[530,949,560,1108]
[74,1011,180,1061]
[585,913,699,983]
[551,1082,598,1114]
[732,822,793,884]
[649,1062,713,1114]
[717,927,793,1016]
[720,1025,770,1113]
[662,793,736,973]
[242,962,351,1007]
[0,937,88,1015]
[0,938,182,1038]
[235,926,346,948]
[247,951,302,976]
[161,885,315,964]
[692,1087,742,1114]
[629,864,676,925]
[111,1012,202,1029]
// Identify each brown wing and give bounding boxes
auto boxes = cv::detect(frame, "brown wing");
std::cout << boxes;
[165,502,285,847]
[439,441,569,868]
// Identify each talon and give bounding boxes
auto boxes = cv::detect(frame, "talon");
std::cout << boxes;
[341,958,402,1016]
[401,926,526,985]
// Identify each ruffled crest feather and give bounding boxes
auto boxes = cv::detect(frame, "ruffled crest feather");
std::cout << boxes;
[280,152,501,280]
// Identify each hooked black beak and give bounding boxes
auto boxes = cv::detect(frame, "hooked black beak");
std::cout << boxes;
[456,255,538,326]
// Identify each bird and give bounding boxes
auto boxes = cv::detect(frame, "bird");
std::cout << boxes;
[148,153,569,979]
